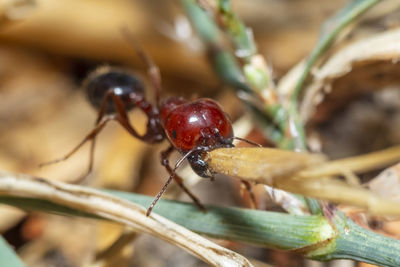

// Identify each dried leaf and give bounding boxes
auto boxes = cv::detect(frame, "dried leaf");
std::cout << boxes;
[279,0,380,103]
[0,205,25,232]
[0,171,253,267]
[264,186,309,215]
[368,162,400,202]
[300,28,400,122]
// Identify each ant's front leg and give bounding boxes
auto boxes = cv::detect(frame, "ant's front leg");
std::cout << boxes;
[146,145,206,216]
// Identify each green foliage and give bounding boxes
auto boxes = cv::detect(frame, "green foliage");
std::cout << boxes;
[0,236,26,267]
[1,191,400,266]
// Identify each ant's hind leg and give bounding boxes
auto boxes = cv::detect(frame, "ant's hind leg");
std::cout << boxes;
[75,93,111,183]
[121,29,162,104]
[74,137,96,184]
[39,116,115,183]
[40,89,116,182]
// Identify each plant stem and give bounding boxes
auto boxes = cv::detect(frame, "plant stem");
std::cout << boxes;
[311,211,400,266]
[1,192,400,266]
[182,0,293,147]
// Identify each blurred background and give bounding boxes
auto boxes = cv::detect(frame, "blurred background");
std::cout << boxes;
[1,0,399,266]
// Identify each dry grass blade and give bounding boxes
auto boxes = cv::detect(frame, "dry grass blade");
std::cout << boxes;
[206,147,326,184]
[299,145,400,178]
[0,171,253,267]
[207,147,400,216]
[0,0,35,21]
[277,178,400,216]
[367,163,400,219]
[300,28,400,121]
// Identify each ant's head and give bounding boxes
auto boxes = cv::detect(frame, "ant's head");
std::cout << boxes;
[83,66,146,114]
[187,150,215,178]
[161,98,234,152]
[160,98,234,178]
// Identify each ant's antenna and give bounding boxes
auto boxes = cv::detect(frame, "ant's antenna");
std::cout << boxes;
[146,150,194,216]
[146,173,174,216]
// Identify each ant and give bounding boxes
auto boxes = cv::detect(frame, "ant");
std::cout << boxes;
[41,32,259,216]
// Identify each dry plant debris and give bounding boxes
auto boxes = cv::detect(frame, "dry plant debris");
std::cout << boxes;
[1,0,400,266]
[207,146,400,216]
[300,28,400,122]
[0,171,253,267]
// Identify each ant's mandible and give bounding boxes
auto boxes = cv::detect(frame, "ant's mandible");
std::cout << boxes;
[41,31,259,216]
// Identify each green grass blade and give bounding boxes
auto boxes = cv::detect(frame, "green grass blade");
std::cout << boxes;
[0,236,26,267]
[287,0,380,151]
[291,0,380,102]
[1,190,400,266]
[0,194,328,250]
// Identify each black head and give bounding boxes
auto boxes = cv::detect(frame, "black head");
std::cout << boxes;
[83,66,145,114]
[187,140,234,178]
[187,150,215,178]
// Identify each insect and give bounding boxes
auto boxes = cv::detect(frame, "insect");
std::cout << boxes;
[41,32,258,216]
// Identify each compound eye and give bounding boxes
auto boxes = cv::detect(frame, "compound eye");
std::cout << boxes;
[171,129,177,139]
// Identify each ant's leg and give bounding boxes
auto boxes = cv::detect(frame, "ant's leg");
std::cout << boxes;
[121,29,162,105]
[162,146,206,212]
[39,116,115,172]
[95,90,114,125]
[146,146,206,216]
[41,90,117,183]
[241,180,257,209]
[78,91,115,182]
[73,137,97,184]
[231,136,262,147]
[110,93,161,144]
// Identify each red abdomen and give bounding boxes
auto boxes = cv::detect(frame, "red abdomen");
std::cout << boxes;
[160,98,234,152]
